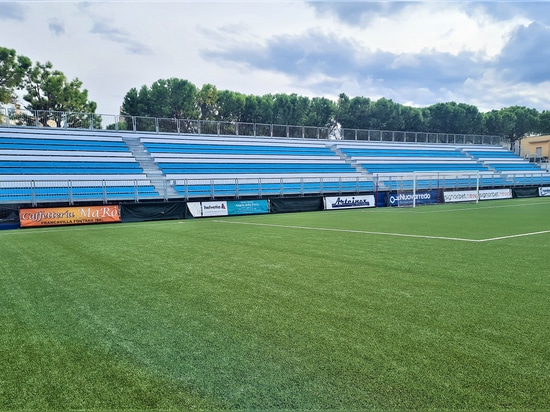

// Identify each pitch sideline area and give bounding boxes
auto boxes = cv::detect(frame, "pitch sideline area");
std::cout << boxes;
[212,197,550,243]
[1,197,549,410]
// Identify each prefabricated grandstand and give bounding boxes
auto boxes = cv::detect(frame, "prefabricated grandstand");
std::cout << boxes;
[1,109,550,208]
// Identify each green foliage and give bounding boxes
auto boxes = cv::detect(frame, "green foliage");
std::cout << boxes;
[119,77,550,139]
[217,89,246,122]
[22,61,97,126]
[1,199,550,410]
[5,46,550,138]
[424,101,483,134]
[0,47,31,104]
[197,83,218,120]
[305,96,335,127]
[121,78,199,119]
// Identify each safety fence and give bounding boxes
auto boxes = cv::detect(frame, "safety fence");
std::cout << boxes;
[2,172,549,206]
[0,107,506,145]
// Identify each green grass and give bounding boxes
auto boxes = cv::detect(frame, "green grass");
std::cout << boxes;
[1,198,550,410]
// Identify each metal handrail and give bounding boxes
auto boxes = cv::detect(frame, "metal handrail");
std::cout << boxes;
[1,172,548,206]
[0,107,506,146]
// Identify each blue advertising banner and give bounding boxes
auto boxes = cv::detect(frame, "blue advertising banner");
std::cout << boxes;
[388,190,440,207]
[227,199,269,215]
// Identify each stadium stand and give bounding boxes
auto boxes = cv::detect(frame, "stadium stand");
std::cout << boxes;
[1,124,549,205]
[0,128,158,204]
[138,134,375,198]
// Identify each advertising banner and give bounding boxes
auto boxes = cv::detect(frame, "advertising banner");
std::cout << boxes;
[444,188,512,203]
[187,202,202,217]
[325,195,375,210]
[478,188,512,200]
[387,190,440,207]
[20,205,120,228]
[201,201,228,217]
[539,187,550,197]
[227,199,269,215]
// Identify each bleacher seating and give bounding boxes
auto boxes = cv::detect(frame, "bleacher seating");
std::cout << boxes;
[0,129,158,203]
[139,135,369,197]
[141,136,358,178]
[462,147,547,173]
[0,127,549,205]
[336,143,491,174]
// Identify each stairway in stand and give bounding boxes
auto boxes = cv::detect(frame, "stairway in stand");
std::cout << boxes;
[121,135,179,198]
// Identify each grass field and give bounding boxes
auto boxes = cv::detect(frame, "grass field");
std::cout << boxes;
[1,198,549,411]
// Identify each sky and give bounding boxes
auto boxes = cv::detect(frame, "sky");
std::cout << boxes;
[2,0,550,116]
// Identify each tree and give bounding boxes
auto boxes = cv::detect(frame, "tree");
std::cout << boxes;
[334,93,351,128]
[0,47,31,104]
[271,93,293,125]
[343,96,373,129]
[216,90,246,122]
[197,83,218,120]
[482,110,503,136]
[538,110,550,135]
[305,97,335,127]
[23,61,97,127]
[401,105,425,132]
[500,106,540,148]
[370,98,403,130]
[121,78,199,120]
[425,102,482,134]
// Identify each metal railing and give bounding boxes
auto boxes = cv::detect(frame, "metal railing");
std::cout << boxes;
[1,173,549,206]
[0,106,506,146]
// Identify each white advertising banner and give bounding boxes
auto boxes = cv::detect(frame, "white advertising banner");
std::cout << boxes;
[187,202,202,217]
[444,188,512,203]
[324,195,375,210]
[201,201,229,217]
[539,187,550,197]
[478,188,512,200]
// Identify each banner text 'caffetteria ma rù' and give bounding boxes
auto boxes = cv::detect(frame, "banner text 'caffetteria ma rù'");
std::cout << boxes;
[19,205,121,228]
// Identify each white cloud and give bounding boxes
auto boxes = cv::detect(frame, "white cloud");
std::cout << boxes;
[2,0,549,117]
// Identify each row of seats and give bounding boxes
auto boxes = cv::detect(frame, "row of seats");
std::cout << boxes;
[0,161,143,175]
[142,136,359,178]
[0,129,157,203]
[143,141,335,156]
[158,162,355,176]
[173,180,376,198]
[1,128,548,205]
[461,147,544,173]
[1,185,157,203]
[0,132,143,178]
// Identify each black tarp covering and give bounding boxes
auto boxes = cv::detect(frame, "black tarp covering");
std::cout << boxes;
[120,202,186,222]
[0,205,20,223]
[512,187,539,198]
[0,205,20,229]
[269,196,323,213]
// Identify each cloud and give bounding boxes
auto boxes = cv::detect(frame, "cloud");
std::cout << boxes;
[308,1,413,25]
[202,30,359,78]
[48,19,65,36]
[496,22,550,83]
[5,0,550,116]
[465,1,550,25]
[309,1,550,27]
[200,14,550,112]
[90,21,152,55]
[0,2,25,21]
[202,29,483,92]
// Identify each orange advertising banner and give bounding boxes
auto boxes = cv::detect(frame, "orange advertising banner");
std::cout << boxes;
[20,205,121,228]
